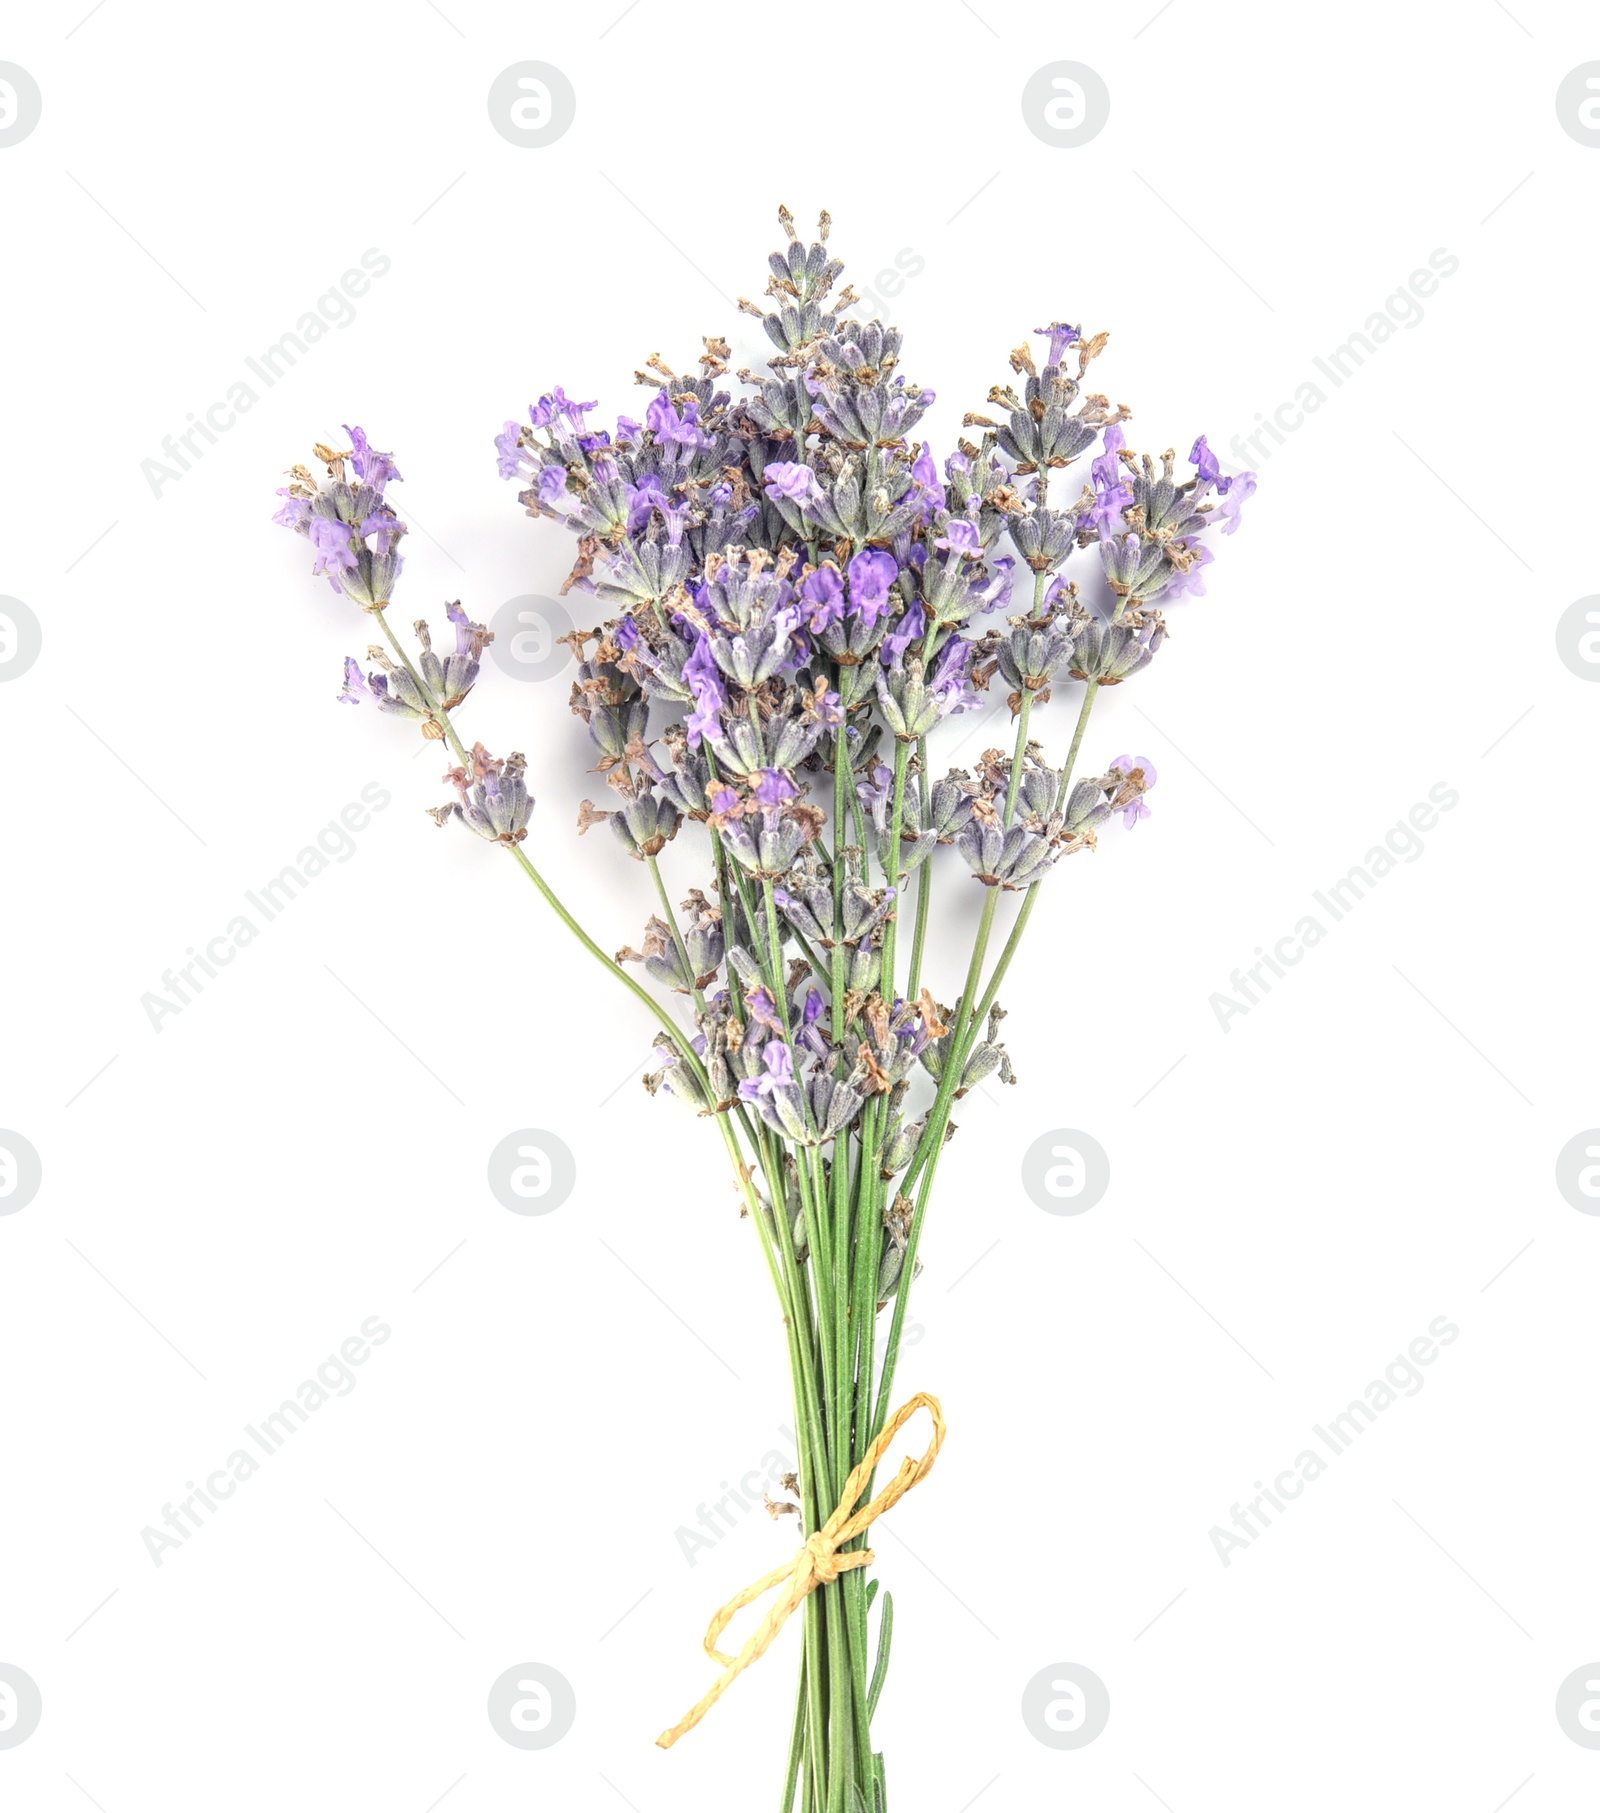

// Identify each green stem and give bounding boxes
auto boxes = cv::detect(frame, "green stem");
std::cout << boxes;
[369,592,870,1806]
[1003,692,1034,827]
[376,609,709,1094]
[967,676,1103,1040]
[870,883,994,1435]
[646,852,702,1005]
[1057,679,1099,810]
[372,606,471,768]
[877,737,912,996]
[886,672,1108,1278]
[506,845,698,1072]
[782,1656,807,1813]
[905,748,933,998]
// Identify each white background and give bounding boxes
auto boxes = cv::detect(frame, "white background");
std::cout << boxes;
[1,3,1594,1808]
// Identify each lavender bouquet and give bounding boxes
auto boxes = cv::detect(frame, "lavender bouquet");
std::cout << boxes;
[273,206,1253,1811]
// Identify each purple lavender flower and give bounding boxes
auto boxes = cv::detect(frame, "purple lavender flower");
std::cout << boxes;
[625,473,670,533]
[343,424,401,493]
[737,1038,819,1141]
[1087,424,1133,539]
[745,987,785,1036]
[683,633,728,749]
[647,389,712,450]
[531,387,598,433]
[762,461,824,506]
[273,428,414,609]
[856,763,894,819]
[537,466,569,511]
[880,600,926,666]
[846,548,898,626]
[706,783,743,825]
[927,635,980,715]
[738,1040,794,1099]
[337,656,386,707]
[359,510,402,557]
[934,519,982,558]
[799,565,846,634]
[910,442,944,522]
[1164,541,1214,600]
[808,683,845,728]
[1108,754,1158,827]
[1091,426,1125,484]
[753,767,799,807]
[660,498,693,546]
[272,490,311,530]
[1034,321,1081,366]
[308,516,358,581]
[1216,471,1257,535]
[1188,434,1227,492]
[495,420,532,481]
[970,556,1015,615]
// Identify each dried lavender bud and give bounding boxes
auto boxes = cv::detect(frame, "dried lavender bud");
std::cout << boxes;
[413,602,491,708]
[618,918,696,993]
[928,771,979,843]
[879,1117,923,1177]
[712,784,817,881]
[1009,506,1085,572]
[1061,775,1115,836]
[726,945,764,989]
[643,1038,716,1114]
[956,813,1069,890]
[846,939,881,994]
[876,645,979,741]
[923,1027,1016,1096]
[995,610,1081,696]
[919,996,1011,1095]
[433,746,533,844]
[876,1189,922,1303]
[604,783,682,861]
[683,902,725,982]
[1068,607,1167,684]
[876,1238,908,1303]
[1097,530,1175,605]
[809,1074,864,1141]
[339,650,431,719]
[987,327,1104,472]
[569,639,649,768]
[650,750,713,823]
[939,444,1021,548]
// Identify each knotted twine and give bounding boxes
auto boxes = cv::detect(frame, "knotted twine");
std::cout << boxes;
[656,1392,946,1750]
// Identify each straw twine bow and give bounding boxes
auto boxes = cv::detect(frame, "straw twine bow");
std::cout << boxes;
[656,1392,945,1750]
